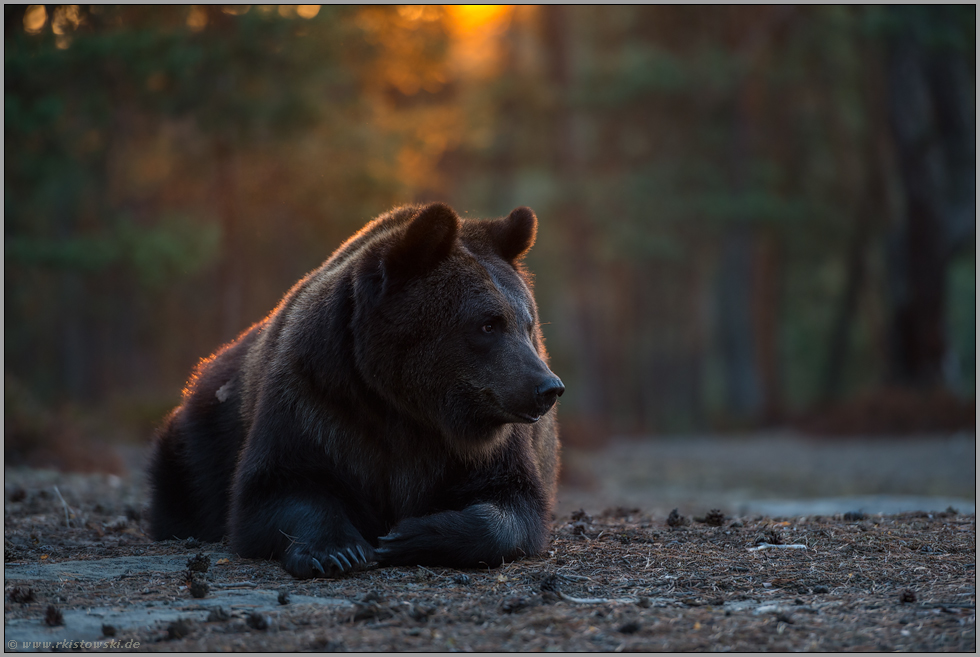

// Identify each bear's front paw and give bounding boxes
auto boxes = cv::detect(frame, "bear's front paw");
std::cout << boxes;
[282,543,374,579]
[375,517,435,565]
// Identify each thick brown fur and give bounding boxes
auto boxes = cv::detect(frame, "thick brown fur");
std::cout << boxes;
[147,203,563,578]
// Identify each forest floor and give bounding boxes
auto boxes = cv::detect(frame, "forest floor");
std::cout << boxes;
[3,433,976,652]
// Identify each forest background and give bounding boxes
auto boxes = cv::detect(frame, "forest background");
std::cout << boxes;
[4,5,975,471]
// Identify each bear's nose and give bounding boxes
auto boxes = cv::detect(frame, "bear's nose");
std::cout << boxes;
[534,377,565,410]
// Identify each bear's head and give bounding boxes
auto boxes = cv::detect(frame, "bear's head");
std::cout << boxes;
[354,203,564,453]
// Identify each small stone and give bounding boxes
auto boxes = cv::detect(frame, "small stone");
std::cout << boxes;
[452,573,471,586]
[765,530,783,545]
[408,604,434,621]
[618,621,641,634]
[188,573,209,599]
[813,585,830,594]
[186,553,210,573]
[899,589,917,604]
[246,611,270,630]
[351,601,391,622]
[44,605,64,627]
[666,509,686,528]
[105,516,129,531]
[207,607,231,622]
[309,636,346,651]
[539,573,561,593]
[501,596,531,614]
[167,618,193,640]
[843,511,866,521]
[541,589,561,604]
[278,589,291,605]
[702,509,725,527]
[8,586,36,603]
[101,624,117,637]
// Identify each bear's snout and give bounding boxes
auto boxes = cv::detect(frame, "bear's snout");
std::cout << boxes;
[528,375,564,420]
[535,376,564,406]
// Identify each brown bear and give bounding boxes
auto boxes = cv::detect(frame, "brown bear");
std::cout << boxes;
[147,203,563,579]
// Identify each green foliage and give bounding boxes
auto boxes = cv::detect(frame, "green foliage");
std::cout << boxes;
[6,216,220,287]
[947,253,976,395]
[4,5,451,405]
[450,5,976,430]
[5,4,972,432]
[865,5,976,54]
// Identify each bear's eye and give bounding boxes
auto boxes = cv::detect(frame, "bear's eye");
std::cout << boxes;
[481,323,494,334]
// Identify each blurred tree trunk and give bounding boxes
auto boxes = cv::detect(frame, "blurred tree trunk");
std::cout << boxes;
[59,273,88,401]
[884,6,974,388]
[541,5,611,425]
[821,190,875,402]
[716,6,792,424]
[752,231,781,422]
[717,228,763,419]
[717,80,765,422]
[214,139,245,341]
[820,44,890,403]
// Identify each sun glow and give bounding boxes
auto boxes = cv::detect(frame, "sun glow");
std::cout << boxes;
[443,5,514,77]
[444,5,512,35]
[23,5,48,34]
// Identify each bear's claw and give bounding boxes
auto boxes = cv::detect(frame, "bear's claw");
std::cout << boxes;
[375,527,419,562]
[285,543,375,579]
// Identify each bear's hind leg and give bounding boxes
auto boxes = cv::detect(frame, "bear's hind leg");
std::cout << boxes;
[148,409,233,543]
[147,421,200,541]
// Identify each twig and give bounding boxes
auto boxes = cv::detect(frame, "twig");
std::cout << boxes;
[558,591,638,605]
[211,581,259,588]
[748,543,807,552]
[53,486,71,528]
[416,566,452,579]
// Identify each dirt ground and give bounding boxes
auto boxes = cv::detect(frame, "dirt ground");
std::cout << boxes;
[3,436,976,652]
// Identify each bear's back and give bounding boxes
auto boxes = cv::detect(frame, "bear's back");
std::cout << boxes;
[234,206,425,420]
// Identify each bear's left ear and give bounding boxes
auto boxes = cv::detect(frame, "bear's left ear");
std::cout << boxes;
[489,206,537,263]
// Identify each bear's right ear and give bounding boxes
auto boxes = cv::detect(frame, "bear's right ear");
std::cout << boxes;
[383,203,461,284]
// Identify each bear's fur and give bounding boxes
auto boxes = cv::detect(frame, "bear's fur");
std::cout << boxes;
[147,203,564,578]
